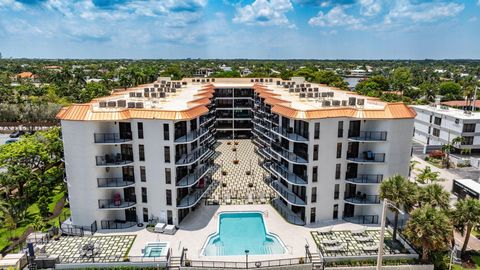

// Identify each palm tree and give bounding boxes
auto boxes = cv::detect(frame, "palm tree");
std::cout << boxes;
[418,183,450,210]
[452,198,480,256]
[442,136,464,169]
[404,205,453,262]
[415,166,442,184]
[379,175,418,241]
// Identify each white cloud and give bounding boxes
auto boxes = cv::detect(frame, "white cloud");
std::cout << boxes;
[233,0,294,27]
[308,6,364,29]
[478,0,480,6]
[358,0,381,16]
[0,0,23,10]
[384,0,464,24]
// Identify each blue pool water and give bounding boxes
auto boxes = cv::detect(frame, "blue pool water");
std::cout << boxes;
[143,242,169,257]
[203,212,286,256]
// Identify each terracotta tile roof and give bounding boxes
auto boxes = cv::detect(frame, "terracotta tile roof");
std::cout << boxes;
[441,100,480,107]
[16,72,35,78]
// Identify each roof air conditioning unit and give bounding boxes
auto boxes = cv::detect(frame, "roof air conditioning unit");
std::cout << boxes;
[107,101,116,107]
[129,92,136,98]
[332,100,341,106]
[135,102,144,109]
[127,102,135,108]
[323,101,331,107]
[144,93,150,98]
[154,84,159,88]
[99,101,107,108]
[135,92,142,98]
[117,100,126,107]
[151,93,157,98]
[348,97,356,106]
[357,99,365,106]
[341,100,347,106]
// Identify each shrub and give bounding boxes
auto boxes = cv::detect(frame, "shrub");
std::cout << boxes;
[429,150,445,159]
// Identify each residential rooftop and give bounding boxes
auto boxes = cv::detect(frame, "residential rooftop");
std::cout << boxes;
[57,77,416,121]
[412,104,480,120]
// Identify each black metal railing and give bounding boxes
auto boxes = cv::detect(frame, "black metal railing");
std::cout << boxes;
[270,180,306,206]
[271,143,308,163]
[348,131,388,141]
[347,152,385,163]
[174,127,208,143]
[185,257,309,269]
[94,132,132,143]
[98,198,137,209]
[345,174,383,184]
[100,220,137,229]
[176,165,211,187]
[177,180,212,208]
[344,194,380,204]
[95,154,134,166]
[270,162,307,185]
[175,146,212,165]
[272,126,309,141]
[343,215,379,224]
[97,176,135,188]
[271,198,306,225]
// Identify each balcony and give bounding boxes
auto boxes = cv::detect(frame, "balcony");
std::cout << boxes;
[343,215,379,224]
[175,146,213,166]
[347,152,385,164]
[348,131,387,142]
[344,194,381,205]
[98,199,137,209]
[256,146,274,159]
[97,177,135,188]
[100,220,137,229]
[345,174,383,185]
[272,126,308,142]
[176,164,212,187]
[270,180,306,206]
[271,198,305,226]
[271,143,308,164]
[269,162,307,186]
[174,128,208,144]
[94,133,133,144]
[177,180,212,208]
[95,154,134,167]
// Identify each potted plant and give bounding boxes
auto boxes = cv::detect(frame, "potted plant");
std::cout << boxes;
[298,257,305,264]
[184,259,191,267]
[233,159,239,164]
[222,170,227,176]
[227,141,232,145]
[232,147,237,152]
[248,182,253,188]
[234,141,239,145]
[222,182,227,187]
[246,171,251,175]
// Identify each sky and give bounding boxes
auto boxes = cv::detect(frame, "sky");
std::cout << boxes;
[0,0,479,59]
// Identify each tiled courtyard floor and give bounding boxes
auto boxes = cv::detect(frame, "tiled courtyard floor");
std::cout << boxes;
[45,235,136,263]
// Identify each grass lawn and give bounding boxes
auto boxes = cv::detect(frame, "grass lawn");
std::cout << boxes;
[452,254,480,270]
[0,185,69,252]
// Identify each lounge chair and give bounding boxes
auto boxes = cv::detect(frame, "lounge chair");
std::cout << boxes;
[225,193,231,205]
[248,193,254,204]
[154,223,166,233]
[362,245,378,252]
[355,235,373,242]
[324,243,345,252]
[164,225,177,235]
[351,227,366,235]
[321,239,339,245]
[259,193,266,204]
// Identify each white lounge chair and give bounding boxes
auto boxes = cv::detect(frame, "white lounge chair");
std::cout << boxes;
[363,245,378,252]
[154,223,166,233]
[321,239,339,245]
[355,235,373,242]
[164,225,177,235]
[225,193,231,205]
[259,193,266,204]
[248,193,254,204]
[324,243,345,252]
[351,227,366,235]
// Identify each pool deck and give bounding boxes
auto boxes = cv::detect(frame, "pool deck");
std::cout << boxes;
[94,204,376,262]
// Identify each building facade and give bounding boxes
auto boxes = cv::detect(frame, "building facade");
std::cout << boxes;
[58,77,415,229]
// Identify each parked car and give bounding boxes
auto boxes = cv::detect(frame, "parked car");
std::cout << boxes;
[9,130,25,138]
[4,138,19,144]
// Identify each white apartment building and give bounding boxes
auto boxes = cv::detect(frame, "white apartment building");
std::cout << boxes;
[58,77,415,230]
[412,105,480,152]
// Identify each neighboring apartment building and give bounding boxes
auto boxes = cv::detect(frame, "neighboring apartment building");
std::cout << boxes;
[58,77,415,229]
[412,105,480,152]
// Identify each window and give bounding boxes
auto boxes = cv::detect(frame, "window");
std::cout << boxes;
[337,121,344,138]
[463,123,476,133]
[333,204,338,219]
[140,166,146,182]
[310,207,316,223]
[137,122,144,139]
[434,117,442,126]
[165,168,171,184]
[166,189,172,206]
[164,146,171,163]
[312,166,318,183]
[334,184,340,199]
[141,187,148,203]
[139,144,145,161]
[336,143,342,158]
[462,136,474,145]
[143,208,149,223]
[167,210,173,224]
[314,123,320,139]
[163,123,170,140]
[313,145,319,161]
[432,128,440,137]
[335,164,341,180]
[311,187,317,203]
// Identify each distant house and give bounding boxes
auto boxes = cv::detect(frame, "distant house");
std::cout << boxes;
[43,65,62,72]
[240,68,252,77]
[194,68,213,77]
[219,64,232,72]
[11,72,39,82]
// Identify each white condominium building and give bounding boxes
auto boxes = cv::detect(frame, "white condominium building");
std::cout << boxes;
[57,77,415,229]
[412,104,480,152]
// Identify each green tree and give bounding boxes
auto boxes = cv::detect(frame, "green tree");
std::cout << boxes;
[404,205,453,262]
[442,136,464,169]
[391,67,412,95]
[418,183,450,210]
[452,198,480,256]
[439,81,462,101]
[379,175,418,241]
[415,166,442,184]
[418,82,438,102]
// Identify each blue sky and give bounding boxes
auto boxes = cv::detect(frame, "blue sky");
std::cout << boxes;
[0,0,479,59]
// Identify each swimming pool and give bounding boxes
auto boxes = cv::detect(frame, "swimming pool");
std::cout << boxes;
[143,242,170,257]
[202,212,286,256]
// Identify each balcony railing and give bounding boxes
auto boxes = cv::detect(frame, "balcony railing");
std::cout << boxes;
[348,131,388,141]
[176,164,211,187]
[177,180,212,208]
[347,152,385,163]
[271,198,305,226]
[97,177,135,188]
[271,143,308,164]
[345,174,383,184]
[100,220,138,229]
[94,133,133,144]
[174,127,208,143]
[270,163,307,186]
[270,180,306,206]
[344,194,380,205]
[343,215,379,224]
[272,126,309,142]
[175,146,213,166]
[98,199,137,209]
[95,154,134,166]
